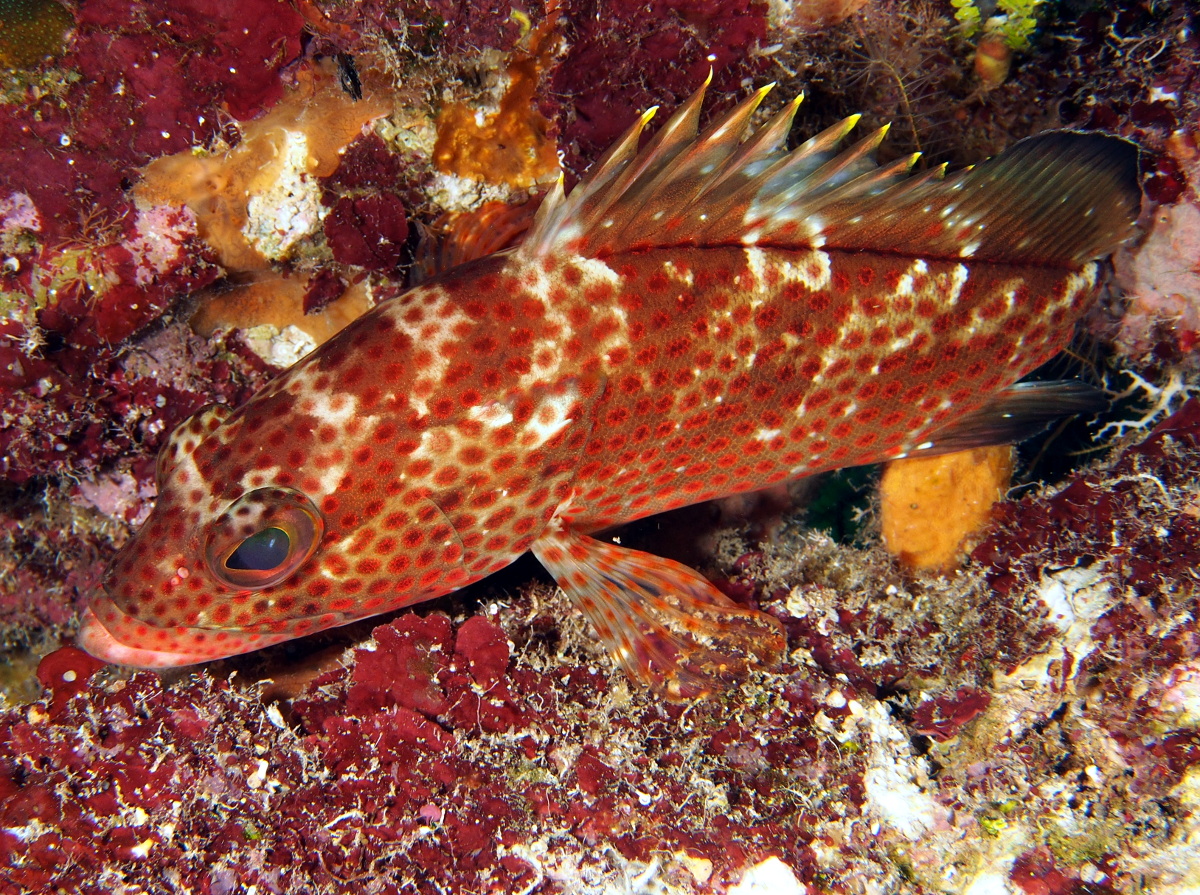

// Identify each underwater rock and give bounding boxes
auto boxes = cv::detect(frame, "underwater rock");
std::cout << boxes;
[1113,143,1200,367]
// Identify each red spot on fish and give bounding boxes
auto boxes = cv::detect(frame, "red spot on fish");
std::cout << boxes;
[754,306,780,328]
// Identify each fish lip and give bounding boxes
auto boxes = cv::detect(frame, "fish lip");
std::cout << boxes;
[76,601,210,669]
[80,590,353,668]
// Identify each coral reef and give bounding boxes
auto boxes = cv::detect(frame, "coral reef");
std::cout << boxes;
[1,0,1199,890]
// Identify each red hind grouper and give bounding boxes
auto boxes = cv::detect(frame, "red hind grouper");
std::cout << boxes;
[80,81,1141,698]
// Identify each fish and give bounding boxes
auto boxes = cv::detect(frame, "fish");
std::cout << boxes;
[79,79,1142,699]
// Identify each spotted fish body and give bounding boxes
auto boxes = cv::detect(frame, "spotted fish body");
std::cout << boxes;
[82,83,1141,697]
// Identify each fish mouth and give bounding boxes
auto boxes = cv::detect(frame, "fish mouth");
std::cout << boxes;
[76,602,218,668]
[79,590,350,669]
[78,589,278,668]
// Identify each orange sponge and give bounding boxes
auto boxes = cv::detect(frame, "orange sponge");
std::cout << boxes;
[189,274,371,347]
[432,18,561,189]
[880,445,1015,572]
[134,60,390,271]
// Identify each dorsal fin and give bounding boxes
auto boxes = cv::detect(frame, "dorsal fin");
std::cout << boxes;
[814,131,1142,266]
[520,83,1142,267]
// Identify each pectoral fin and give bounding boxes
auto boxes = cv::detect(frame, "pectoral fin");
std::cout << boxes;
[532,526,786,700]
[906,379,1106,456]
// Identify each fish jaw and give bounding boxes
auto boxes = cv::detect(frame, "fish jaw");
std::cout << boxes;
[76,597,297,668]
[78,604,210,668]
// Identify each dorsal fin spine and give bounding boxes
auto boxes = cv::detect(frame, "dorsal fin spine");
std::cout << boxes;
[773,123,891,210]
[521,83,1141,266]
[609,85,775,249]
[589,74,712,228]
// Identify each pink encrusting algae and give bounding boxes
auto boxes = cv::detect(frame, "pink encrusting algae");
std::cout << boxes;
[79,79,1141,699]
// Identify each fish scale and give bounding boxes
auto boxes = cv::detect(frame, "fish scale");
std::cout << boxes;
[81,79,1141,699]
[542,247,1097,530]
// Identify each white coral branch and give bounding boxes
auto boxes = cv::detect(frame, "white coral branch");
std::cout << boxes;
[1095,367,1200,441]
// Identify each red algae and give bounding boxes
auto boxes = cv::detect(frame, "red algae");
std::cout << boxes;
[0,0,305,244]
[1,607,863,892]
[323,193,409,268]
[2,0,1200,889]
[549,0,771,179]
[0,0,306,486]
[909,686,991,742]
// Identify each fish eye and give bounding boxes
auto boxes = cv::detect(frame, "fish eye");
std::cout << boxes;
[205,488,324,590]
[225,527,291,571]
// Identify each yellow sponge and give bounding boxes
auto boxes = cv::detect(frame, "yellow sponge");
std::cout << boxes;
[880,446,1015,571]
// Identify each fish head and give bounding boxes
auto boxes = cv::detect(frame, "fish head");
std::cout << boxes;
[79,378,481,668]
[79,283,599,668]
